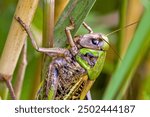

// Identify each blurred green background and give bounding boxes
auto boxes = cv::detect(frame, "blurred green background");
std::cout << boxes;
[1,0,150,100]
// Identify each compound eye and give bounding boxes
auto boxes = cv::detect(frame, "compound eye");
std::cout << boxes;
[92,39,99,45]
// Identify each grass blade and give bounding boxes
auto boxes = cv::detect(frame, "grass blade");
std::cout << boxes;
[103,7,150,100]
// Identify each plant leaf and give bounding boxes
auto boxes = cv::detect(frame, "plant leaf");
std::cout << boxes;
[103,7,150,99]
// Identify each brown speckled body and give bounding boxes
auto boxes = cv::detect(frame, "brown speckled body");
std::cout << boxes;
[37,50,88,100]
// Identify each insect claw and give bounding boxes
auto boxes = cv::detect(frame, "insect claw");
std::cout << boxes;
[69,16,75,27]
[15,16,28,30]
[15,16,22,24]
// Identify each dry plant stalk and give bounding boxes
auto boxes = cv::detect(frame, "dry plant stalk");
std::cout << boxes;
[0,0,39,99]
[55,0,69,23]
[14,42,27,99]
[121,0,143,56]
[0,0,39,77]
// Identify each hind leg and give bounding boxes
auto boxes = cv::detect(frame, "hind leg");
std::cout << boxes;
[36,58,67,100]
[36,62,59,100]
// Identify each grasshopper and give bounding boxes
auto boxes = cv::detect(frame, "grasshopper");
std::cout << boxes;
[16,17,109,100]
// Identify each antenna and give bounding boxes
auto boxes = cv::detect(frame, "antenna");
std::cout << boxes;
[102,21,139,61]
[102,38,122,61]
[105,21,139,37]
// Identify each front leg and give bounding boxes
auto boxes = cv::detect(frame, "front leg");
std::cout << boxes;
[16,17,70,57]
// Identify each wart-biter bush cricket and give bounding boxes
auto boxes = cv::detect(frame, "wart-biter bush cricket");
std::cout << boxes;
[0,16,137,100]
[16,17,109,100]
[15,14,138,100]
[0,0,147,100]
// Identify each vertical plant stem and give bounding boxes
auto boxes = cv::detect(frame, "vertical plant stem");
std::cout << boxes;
[116,0,143,99]
[14,42,27,99]
[118,0,128,56]
[0,0,39,99]
[55,0,69,23]
[119,0,143,57]
[43,0,55,48]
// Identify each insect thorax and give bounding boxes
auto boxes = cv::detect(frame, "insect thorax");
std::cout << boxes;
[76,48,106,80]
